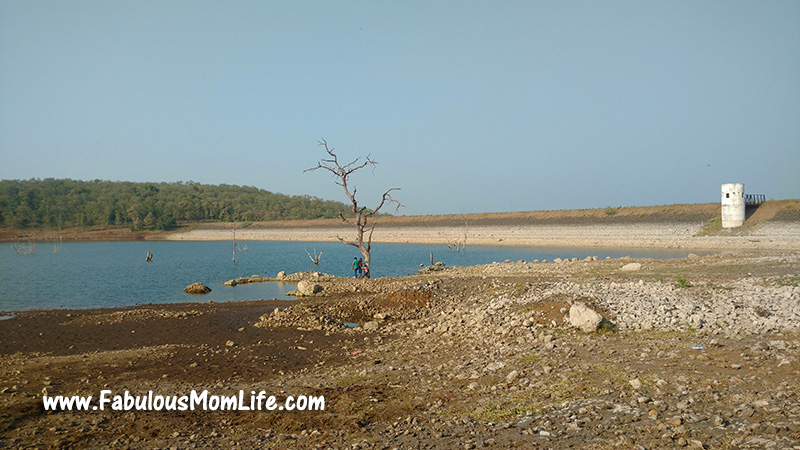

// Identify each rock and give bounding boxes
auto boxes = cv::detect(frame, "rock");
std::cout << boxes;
[184,283,211,294]
[687,439,704,449]
[362,321,380,331]
[276,271,286,279]
[666,416,683,427]
[569,302,604,333]
[297,280,323,296]
[620,263,642,272]
[225,340,235,347]
[224,279,237,286]
[505,370,519,384]
[629,378,643,390]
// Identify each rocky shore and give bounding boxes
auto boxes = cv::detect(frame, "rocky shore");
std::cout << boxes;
[1,251,799,449]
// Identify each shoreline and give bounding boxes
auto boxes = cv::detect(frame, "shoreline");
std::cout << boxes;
[156,200,800,250]
[1,252,799,448]
[3,200,799,249]
[163,221,800,250]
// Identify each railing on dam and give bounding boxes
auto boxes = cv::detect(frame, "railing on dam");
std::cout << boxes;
[745,194,766,206]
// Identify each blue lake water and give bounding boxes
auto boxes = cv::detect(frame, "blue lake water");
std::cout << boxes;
[0,241,706,312]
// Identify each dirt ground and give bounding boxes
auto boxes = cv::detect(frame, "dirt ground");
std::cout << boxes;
[1,252,799,449]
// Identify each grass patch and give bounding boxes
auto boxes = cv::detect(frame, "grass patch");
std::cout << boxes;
[675,276,692,288]
[510,283,527,297]
[518,354,543,364]
[777,275,800,287]
[473,400,527,422]
[695,217,722,236]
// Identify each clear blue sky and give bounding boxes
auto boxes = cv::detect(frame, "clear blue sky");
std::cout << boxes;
[1,1,798,216]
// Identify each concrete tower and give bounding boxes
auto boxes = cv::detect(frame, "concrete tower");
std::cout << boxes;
[721,183,745,228]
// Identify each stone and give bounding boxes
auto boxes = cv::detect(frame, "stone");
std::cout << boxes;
[666,416,683,427]
[276,271,286,279]
[297,280,323,296]
[505,370,519,384]
[620,263,642,272]
[569,302,604,333]
[362,321,380,331]
[184,283,211,294]
[224,280,237,286]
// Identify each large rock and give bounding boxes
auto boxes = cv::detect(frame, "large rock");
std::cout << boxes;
[620,262,642,272]
[569,302,604,333]
[184,283,212,294]
[362,320,380,331]
[297,280,323,296]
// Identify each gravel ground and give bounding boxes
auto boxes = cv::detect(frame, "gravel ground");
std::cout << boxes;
[1,251,799,449]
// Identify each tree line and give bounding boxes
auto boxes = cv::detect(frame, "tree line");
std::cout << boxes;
[0,179,352,230]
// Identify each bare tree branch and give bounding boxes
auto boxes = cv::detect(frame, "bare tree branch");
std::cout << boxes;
[306,139,402,277]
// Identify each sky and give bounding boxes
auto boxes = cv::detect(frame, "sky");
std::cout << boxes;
[1,1,798,216]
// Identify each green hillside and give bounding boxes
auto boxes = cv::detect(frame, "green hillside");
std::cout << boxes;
[0,179,350,231]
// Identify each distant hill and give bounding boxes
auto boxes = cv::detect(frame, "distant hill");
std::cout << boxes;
[0,179,352,230]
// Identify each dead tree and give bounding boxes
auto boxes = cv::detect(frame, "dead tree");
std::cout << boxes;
[305,247,323,265]
[305,139,402,277]
[447,218,469,252]
[231,219,237,263]
[12,237,37,255]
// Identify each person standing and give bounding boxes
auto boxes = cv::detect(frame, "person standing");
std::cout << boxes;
[357,258,364,277]
[352,257,359,277]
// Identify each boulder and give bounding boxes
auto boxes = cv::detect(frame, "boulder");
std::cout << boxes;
[297,280,323,296]
[569,302,604,333]
[223,280,237,287]
[620,262,642,272]
[362,321,380,331]
[276,271,286,279]
[184,283,212,294]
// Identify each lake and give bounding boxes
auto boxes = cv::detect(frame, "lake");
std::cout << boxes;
[0,240,706,312]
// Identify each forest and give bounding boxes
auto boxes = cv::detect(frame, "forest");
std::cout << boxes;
[0,179,351,230]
